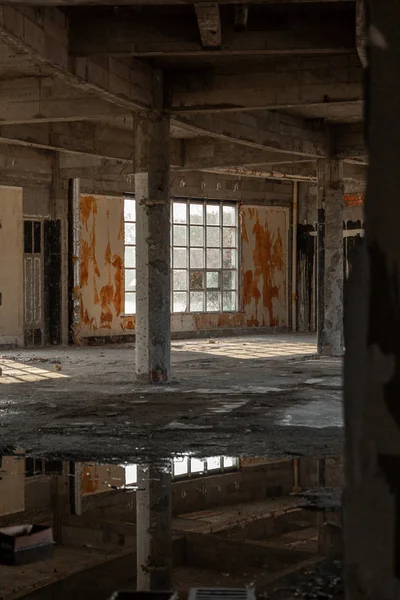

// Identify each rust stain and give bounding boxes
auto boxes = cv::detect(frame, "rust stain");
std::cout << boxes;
[121,316,136,330]
[100,284,114,329]
[81,195,97,232]
[112,254,124,316]
[241,207,249,244]
[81,466,99,495]
[194,313,245,330]
[246,317,259,327]
[118,207,125,241]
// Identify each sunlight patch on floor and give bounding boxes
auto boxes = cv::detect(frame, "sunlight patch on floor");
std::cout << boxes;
[173,339,317,360]
[0,360,69,384]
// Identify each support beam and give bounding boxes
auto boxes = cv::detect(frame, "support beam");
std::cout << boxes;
[69,12,354,58]
[136,462,172,591]
[344,2,400,599]
[171,55,362,112]
[135,108,171,384]
[317,156,344,356]
[356,0,367,68]
[195,3,221,48]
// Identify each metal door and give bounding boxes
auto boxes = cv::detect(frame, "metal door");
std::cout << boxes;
[24,220,44,346]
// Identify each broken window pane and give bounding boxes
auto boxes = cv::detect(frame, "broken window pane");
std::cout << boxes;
[173,247,187,269]
[223,205,236,226]
[223,270,236,290]
[24,221,32,254]
[207,227,220,247]
[173,456,189,476]
[223,457,236,468]
[190,248,204,268]
[125,222,136,244]
[124,246,135,269]
[206,204,220,225]
[223,227,236,248]
[190,203,204,224]
[125,292,136,314]
[189,270,204,290]
[190,291,204,312]
[173,202,187,224]
[206,271,219,289]
[125,269,136,291]
[223,291,236,312]
[34,222,41,254]
[223,249,237,269]
[207,457,221,471]
[190,226,204,247]
[207,248,220,269]
[174,225,187,246]
[124,198,136,221]
[207,291,220,312]
[173,292,187,313]
[173,270,187,291]
[191,458,205,473]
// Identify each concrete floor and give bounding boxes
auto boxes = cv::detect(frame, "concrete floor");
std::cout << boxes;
[0,334,343,461]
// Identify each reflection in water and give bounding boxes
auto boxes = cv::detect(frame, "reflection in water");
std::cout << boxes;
[0,453,343,600]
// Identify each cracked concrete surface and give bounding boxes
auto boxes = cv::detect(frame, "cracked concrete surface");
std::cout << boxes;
[0,334,342,461]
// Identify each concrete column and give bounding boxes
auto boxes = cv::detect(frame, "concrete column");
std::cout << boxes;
[317,157,344,356]
[136,461,172,590]
[344,2,400,599]
[135,110,171,384]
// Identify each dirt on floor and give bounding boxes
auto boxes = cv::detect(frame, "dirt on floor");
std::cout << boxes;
[0,334,343,462]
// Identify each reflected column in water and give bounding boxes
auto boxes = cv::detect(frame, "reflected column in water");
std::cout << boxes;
[136,461,172,590]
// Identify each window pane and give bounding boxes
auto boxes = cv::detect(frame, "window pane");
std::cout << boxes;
[125,269,136,291]
[190,248,204,268]
[173,270,187,291]
[125,464,137,485]
[191,458,205,473]
[125,222,136,244]
[173,292,187,313]
[174,225,187,246]
[207,248,220,269]
[207,291,220,312]
[124,199,136,221]
[173,248,187,269]
[206,204,220,225]
[173,202,187,224]
[223,205,236,226]
[125,292,136,314]
[190,226,204,247]
[125,246,136,269]
[174,456,189,476]
[223,249,237,269]
[206,271,219,289]
[207,457,221,471]
[223,291,237,312]
[207,227,220,247]
[223,270,237,290]
[190,291,204,312]
[223,227,236,248]
[190,203,204,224]
[223,457,236,468]
[189,270,204,290]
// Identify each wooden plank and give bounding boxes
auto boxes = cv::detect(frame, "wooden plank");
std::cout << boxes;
[195,3,221,48]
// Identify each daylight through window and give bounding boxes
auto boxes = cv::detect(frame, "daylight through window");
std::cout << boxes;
[124,199,239,315]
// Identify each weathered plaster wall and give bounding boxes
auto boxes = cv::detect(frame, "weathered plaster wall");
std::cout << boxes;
[242,206,288,327]
[76,194,289,341]
[0,456,25,516]
[0,186,24,346]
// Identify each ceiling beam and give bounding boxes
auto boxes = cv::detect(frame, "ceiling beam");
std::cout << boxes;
[171,55,363,112]
[69,13,355,58]
[195,3,221,48]
[0,6,155,112]
[173,111,326,157]
[334,122,366,159]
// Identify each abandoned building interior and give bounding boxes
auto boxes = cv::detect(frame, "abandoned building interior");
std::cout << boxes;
[0,0,398,598]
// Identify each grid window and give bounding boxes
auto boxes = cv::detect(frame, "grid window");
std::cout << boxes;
[124,199,239,315]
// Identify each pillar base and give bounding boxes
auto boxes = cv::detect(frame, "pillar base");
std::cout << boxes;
[135,369,169,385]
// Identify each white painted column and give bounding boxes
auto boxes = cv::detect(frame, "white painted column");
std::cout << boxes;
[317,157,344,356]
[136,461,173,590]
[135,109,171,384]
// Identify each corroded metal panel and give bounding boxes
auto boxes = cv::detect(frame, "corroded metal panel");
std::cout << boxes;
[241,206,288,327]
[78,194,125,337]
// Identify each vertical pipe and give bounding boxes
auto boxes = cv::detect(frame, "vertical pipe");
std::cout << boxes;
[292,181,299,332]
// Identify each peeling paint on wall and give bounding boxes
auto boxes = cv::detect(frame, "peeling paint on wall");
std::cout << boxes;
[241,206,288,328]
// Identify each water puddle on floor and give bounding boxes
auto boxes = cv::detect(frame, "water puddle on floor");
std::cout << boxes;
[0,452,344,600]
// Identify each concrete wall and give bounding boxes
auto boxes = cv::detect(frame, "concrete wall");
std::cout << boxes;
[0,186,24,346]
[0,455,25,516]
[76,194,290,341]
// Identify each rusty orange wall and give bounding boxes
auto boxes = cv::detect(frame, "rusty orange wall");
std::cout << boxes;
[241,206,288,327]
[76,196,288,340]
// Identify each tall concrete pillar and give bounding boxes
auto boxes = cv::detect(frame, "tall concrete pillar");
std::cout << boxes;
[317,157,344,356]
[135,109,171,384]
[344,2,400,599]
[136,462,172,590]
